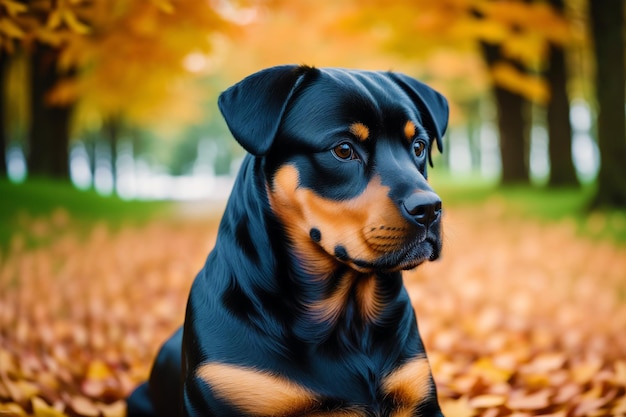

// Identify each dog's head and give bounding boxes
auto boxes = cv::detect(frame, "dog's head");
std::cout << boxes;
[219,65,448,274]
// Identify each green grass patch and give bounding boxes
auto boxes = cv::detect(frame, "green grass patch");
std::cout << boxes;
[2,175,625,252]
[432,175,626,245]
[0,178,174,251]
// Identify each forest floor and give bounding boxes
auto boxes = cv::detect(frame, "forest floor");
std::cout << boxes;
[1,197,625,417]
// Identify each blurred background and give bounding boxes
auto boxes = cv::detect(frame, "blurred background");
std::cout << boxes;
[0,0,623,208]
[1,1,626,416]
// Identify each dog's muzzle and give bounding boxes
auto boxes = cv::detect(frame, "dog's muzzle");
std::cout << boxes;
[402,191,442,230]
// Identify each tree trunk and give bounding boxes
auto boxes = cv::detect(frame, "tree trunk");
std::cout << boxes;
[482,43,531,184]
[28,43,73,179]
[103,117,121,190]
[545,0,579,188]
[589,0,626,208]
[494,85,530,184]
[0,51,7,176]
[465,99,482,172]
[546,44,578,187]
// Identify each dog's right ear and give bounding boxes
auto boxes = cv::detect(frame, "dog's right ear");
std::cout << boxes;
[218,65,314,156]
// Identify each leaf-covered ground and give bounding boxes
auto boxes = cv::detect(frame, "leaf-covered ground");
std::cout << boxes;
[1,201,625,416]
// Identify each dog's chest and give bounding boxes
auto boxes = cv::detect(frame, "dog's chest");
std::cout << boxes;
[195,350,432,417]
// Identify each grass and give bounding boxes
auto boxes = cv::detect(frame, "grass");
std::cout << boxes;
[432,174,626,245]
[0,178,174,251]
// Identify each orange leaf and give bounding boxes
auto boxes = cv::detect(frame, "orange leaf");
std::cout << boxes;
[501,32,548,66]
[440,396,476,417]
[470,357,512,384]
[62,9,90,34]
[31,397,66,417]
[468,394,507,408]
[2,0,27,17]
[85,360,113,381]
[613,360,626,386]
[46,10,63,30]
[491,62,550,103]
[506,389,552,410]
[0,17,24,38]
[0,402,27,416]
[612,395,626,414]
[571,359,603,384]
[100,400,126,417]
[69,396,99,417]
[529,352,567,372]
[4,379,40,403]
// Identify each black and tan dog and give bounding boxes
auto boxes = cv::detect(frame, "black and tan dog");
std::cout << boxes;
[127,65,448,417]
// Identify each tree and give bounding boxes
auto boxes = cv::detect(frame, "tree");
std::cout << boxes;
[28,43,73,178]
[482,43,531,184]
[0,0,28,177]
[0,50,6,175]
[589,0,626,208]
[275,0,568,185]
[1,0,238,181]
[545,0,578,188]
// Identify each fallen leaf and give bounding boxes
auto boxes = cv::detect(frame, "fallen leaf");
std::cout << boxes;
[100,400,127,417]
[440,396,476,417]
[31,396,66,417]
[571,359,603,384]
[468,394,507,408]
[506,389,552,410]
[2,205,626,415]
[613,361,626,386]
[69,395,99,416]
[0,402,27,416]
[470,357,512,384]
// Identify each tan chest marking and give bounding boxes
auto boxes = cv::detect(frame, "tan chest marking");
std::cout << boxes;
[197,362,318,416]
[197,358,432,417]
[306,410,367,417]
[309,271,355,323]
[381,356,432,415]
[355,275,383,322]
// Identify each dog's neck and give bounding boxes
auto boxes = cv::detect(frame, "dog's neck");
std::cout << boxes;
[213,156,412,347]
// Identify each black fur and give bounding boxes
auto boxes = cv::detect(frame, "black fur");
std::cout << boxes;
[127,65,449,417]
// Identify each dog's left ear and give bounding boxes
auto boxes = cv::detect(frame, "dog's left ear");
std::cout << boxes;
[218,65,314,156]
[387,72,449,163]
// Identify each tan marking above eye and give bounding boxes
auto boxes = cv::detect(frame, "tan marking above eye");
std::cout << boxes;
[404,121,416,142]
[196,362,318,416]
[349,122,370,142]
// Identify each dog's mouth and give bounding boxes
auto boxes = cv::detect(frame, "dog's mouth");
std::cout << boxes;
[329,231,441,273]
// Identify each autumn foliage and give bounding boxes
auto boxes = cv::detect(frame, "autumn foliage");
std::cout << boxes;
[0,0,576,130]
[1,203,625,416]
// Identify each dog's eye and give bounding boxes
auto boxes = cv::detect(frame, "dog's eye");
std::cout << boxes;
[332,143,358,161]
[413,140,427,159]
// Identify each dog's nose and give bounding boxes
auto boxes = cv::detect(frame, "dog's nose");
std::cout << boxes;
[403,191,442,227]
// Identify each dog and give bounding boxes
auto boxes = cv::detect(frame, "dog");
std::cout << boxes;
[127,65,448,417]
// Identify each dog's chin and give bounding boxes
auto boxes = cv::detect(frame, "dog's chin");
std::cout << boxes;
[341,238,441,273]
[392,239,440,271]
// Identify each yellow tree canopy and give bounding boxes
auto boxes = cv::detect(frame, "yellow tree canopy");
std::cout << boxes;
[3,0,248,132]
[339,0,572,103]
[3,0,577,133]
[51,0,236,130]
[224,0,574,107]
